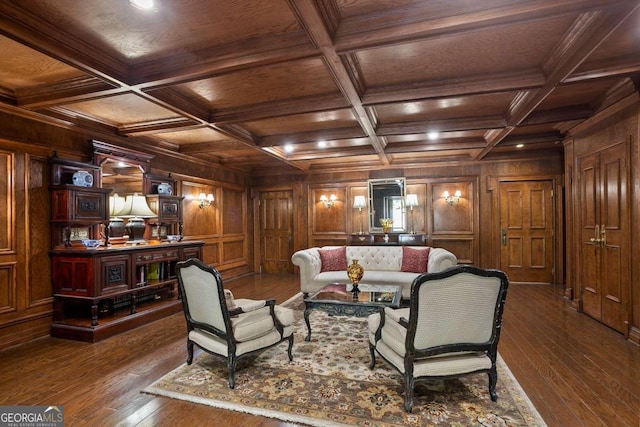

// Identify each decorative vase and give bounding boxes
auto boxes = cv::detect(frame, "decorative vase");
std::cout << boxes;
[347,259,364,289]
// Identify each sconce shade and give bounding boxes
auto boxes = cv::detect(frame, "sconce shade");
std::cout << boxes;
[320,194,337,208]
[353,195,366,209]
[443,190,462,206]
[198,193,214,209]
[406,194,419,208]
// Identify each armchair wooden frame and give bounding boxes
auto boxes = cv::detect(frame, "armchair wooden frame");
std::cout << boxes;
[369,265,509,412]
[176,258,294,388]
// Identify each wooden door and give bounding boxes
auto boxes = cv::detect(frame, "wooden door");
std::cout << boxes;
[578,143,629,334]
[499,180,554,283]
[260,191,294,274]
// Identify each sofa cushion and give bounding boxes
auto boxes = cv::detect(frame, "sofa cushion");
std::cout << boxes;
[319,246,347,272]
[401,246,430,272]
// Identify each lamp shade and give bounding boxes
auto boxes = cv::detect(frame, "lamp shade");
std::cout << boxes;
[353,195,366,209]
[406,194,419,207]
[109,194,126,218]
[116,194,157,218]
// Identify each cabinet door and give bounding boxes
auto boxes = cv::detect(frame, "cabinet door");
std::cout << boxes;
[52,256,95,296]
[97,255,131,295]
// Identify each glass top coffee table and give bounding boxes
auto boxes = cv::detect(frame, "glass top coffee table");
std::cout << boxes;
[303,283,402,342]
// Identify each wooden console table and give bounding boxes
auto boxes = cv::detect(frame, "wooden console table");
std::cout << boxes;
[50,240,203,342]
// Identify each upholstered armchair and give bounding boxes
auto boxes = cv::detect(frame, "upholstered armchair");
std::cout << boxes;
[176,258,294,388]
[367,265,509,412]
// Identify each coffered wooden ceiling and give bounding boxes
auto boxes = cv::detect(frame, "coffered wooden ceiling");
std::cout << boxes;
[1,0,639,174]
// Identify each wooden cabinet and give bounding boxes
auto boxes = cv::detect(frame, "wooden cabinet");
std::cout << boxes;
[146,194,184,238]
[51,241,204,342]
[49,156,111,248]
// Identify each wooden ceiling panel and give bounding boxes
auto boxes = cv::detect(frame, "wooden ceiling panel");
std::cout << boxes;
[0,35,85,89]
[175,58,341,110]
[575,6,640,66]
[59,93,183,126]
[374,92,518,124]
[386,129,486,143]
[242,109,359,136]
[353,14,577,87]
[18,0,301,62]
[149,127,231,145]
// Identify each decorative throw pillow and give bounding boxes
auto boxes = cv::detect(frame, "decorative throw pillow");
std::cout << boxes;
[401,247,430,273]
[319,246,347,272]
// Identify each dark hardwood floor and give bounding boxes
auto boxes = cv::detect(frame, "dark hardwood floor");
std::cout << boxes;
[0,273,638,426]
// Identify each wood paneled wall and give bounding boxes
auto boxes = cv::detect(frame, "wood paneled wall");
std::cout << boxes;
[564,95,640,344]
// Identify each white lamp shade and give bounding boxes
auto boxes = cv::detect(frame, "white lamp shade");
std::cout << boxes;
[353,195,366,209]
[406,194,419,207]
[116,194,157,218]
[109,194,126,217]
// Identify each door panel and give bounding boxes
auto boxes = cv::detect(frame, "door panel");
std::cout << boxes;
[578,153,601,318]
[499,180,554,283]
[260,191,294,274]
[577,143,629,334]
[599,144,629,332]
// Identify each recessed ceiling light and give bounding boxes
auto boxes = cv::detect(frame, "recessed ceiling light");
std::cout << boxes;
[130,0,155,10]
[427,131,439,140]
[284,144,294,153]
[516,143,524,148]
[317,140,327,148]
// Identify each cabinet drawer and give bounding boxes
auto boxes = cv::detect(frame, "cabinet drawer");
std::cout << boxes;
[135,250,179,263]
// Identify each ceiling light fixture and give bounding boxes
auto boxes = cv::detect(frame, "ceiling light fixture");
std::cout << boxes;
[284,144,294,153]
[317,140,327,148]
[427,131,439,140]
[516,143,524,148]
[129,0,155,10]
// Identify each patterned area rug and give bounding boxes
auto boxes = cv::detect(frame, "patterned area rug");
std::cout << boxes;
[144,294,546,426]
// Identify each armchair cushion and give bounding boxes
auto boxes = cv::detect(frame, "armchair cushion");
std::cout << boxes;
[319,246,347,272]
[230,306,276,342]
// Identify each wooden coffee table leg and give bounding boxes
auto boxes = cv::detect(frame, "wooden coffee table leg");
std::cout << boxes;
[304,305,312,341]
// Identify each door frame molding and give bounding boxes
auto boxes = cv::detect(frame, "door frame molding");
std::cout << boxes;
[487,173,563,286]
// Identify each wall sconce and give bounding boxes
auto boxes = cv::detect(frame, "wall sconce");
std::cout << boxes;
[198,193,214,209]
[353,195,367,234]
[443,190,462,206]
[405,194,419,234]
[320,194,337,208]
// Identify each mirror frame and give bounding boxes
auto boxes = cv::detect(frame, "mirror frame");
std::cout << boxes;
[92,140,154,193]
[368,178,406,233]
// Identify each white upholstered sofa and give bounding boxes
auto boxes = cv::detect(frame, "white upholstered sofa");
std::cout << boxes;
[291,245,457,299]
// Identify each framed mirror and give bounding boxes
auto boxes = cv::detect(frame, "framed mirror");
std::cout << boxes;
[368,178,406,232]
